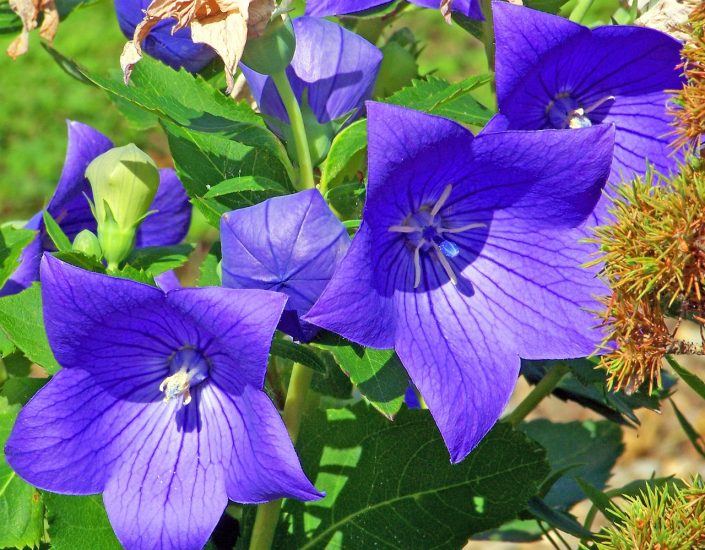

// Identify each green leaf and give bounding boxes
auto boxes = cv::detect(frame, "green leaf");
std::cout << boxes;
[42,211,73,252]
[1,377,47,406]
[670,399,705,458]
[127,245,194,276]
[198,255,221,288]
[520,419,623,509]
[270,340,328,375]
[0,398,44,549]
[53,250,106,273]
[386,75,494,125]
[0,225,36,289]
[164,122,291,226]
[525,0,571,13]
[320,120,368,190]
[0,284,60,374]
[44,493,121,550]
[43,47,294,181]
[270,407,550,549]
[576,477,619,522]
[0,0,22,34]
[315,332,408,419]
[203,175,287,199]
[526,497,594,539]
[665,355,705,401]
[521,358,671,426]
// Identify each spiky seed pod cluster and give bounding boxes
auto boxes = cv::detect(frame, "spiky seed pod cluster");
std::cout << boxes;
[589,162,705,392]
[593,477,705,550]
[671,1,705,151]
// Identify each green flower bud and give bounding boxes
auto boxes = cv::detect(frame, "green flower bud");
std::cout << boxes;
[72,229,102,260]
[85,144,159,269]
[241,16,296,76]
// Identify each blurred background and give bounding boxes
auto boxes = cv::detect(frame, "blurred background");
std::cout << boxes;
[1,0,703,547]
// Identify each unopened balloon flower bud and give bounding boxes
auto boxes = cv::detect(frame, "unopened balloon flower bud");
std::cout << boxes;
[85,144,159,269]
[72,229,102,260]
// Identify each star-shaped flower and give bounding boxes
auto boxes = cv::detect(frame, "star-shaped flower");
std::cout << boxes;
[115,0,216,73]
[489,2,684,219]
[305,102,615,462]
[221,188,349,342]
[0,121,191,297]
[6,255,322,549]
[305,0,482,20]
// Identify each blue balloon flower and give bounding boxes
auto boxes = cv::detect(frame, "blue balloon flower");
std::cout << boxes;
[6,255,323,549]
[221,188,350,342]
[487,1,684,221]
[305,102,615,462]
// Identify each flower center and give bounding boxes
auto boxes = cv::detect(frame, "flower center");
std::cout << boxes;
[388,184,485,289]
[546,94,615,129]
[159,347,211,406]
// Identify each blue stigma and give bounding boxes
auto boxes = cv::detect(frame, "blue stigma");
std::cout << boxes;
[439,240,460,258]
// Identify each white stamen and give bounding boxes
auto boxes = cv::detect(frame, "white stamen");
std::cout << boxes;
[584,95,615,114]
[159,370,192,405]
[413,243,423,289]
[388,225,418,233]
[439,222,487,234]
[431,184,453,217]
[433,244,458,286]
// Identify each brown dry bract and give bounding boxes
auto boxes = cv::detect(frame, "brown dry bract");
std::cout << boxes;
[6,0,59,59]
[120,0,275,93]
[440,0,453,23]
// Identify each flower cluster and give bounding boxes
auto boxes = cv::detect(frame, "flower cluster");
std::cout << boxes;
[1,0,693,548]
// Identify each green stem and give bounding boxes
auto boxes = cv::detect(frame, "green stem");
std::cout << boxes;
[272,71,315,190]
[505,362,569,427]
[0,357,7,386]
[480,0,495,72]
[249,363,314,550]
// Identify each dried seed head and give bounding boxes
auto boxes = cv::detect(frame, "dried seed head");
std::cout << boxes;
[670,2,705,151]
[590,160,705,392]
[595,476,705,550]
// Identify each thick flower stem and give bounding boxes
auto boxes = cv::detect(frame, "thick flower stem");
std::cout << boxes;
[249,363,314,550]
[505,362,569,426]
[272,71,315,190]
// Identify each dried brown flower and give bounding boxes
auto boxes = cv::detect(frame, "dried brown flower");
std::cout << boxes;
[6,0,59,59]
[120,0,275,93]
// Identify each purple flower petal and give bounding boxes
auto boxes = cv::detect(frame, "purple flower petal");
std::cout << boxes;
[304,224,397,349]
[203,384,323,503]
[493,1,683,205]
[221,189,349,341]
[0,213,43,297]
[305,0,392,16]
[394,271,520,462]
[136,168,192,248]
[114,0,216,73]
[166,286,288,388]
[242,17,382,129]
